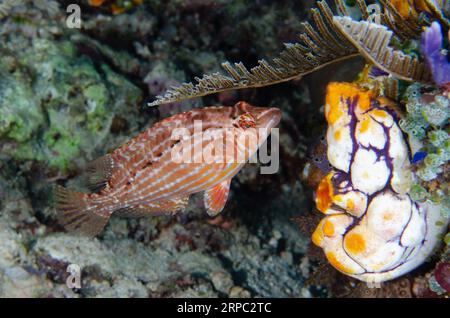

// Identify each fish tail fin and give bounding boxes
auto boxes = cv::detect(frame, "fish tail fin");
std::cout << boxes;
[54,185,111,237]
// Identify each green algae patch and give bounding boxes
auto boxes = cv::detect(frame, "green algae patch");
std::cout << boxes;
[0,76,43,143]
[0,35,142,172]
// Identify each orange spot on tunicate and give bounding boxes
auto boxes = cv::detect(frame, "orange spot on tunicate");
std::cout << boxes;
[325,84,344,124]
[311,224,324,247]
[346,199,355,211]
[371,109,388,118]
[359,118,370,133]
[334,130,341,141]
[357,94,371,112]
[316,173,334,213]
[323,219,335,237]
[344,233,366,254]
[383,212,393,221]
[326,251,355,274]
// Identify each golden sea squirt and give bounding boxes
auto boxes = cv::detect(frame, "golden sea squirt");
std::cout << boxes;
[312,82,448,283]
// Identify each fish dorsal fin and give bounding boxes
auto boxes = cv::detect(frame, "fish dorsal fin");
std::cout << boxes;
[84,154,115,193]
[114,196,190,218]
[204,179,232,217]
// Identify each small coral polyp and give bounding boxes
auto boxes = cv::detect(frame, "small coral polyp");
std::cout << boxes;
[312,82,447,283]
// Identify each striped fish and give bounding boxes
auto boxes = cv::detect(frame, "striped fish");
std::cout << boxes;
[55,102,281,236]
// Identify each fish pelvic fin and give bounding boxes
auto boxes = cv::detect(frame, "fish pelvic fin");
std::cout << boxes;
[84,154,115,193]
[204,179,232,217]
[54,185,111,237]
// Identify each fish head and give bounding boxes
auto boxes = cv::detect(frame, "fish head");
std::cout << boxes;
[231,101,281,151]
[231,101,281,133]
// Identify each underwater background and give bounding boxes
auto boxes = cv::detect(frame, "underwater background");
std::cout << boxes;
[0,0,448,298]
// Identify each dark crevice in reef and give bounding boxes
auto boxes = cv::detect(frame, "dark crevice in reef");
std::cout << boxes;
[216,252,257,297]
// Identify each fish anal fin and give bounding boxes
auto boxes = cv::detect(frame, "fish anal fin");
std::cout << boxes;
[114,196,190,218]
[84,154,115,192]
[54,185,111,237]
[204,179,231,217]
[113,206,154,218]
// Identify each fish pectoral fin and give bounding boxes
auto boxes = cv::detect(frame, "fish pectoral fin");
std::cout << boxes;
[114,196,190,218]
[204,179,232,217]
[84,154,115,193]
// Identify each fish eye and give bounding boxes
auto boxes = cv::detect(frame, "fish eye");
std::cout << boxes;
[234,112,256,129]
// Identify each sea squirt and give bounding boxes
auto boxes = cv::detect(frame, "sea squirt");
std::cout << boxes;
[312,82,448,283]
